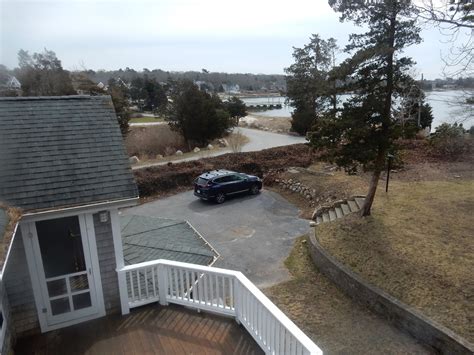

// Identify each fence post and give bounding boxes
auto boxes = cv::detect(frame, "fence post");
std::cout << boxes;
[157,263,169,306]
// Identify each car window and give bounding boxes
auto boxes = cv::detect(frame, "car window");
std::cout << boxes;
[231,174,246,181]
[213,177,228,183]
[220,176,234,183]
[197,177,208,185]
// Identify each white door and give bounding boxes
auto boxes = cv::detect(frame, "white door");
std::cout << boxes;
[29,215,101,327]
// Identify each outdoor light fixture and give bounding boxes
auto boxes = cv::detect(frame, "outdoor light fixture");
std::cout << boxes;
[99,211,109,223]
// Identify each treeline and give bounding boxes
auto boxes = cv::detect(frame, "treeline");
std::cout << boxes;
[82,68,287,92]
[420,77,474,90]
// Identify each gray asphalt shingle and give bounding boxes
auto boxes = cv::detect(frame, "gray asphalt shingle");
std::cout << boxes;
[121,215,218,266]
[0,96,138,211]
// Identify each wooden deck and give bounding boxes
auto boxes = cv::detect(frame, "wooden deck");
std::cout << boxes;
[15,304,263,355]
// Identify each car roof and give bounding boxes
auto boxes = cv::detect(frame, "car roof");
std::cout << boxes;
[198,170,237,179]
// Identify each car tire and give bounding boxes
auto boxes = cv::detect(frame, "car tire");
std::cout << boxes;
[250,184,260,195]
[215,192,226,204]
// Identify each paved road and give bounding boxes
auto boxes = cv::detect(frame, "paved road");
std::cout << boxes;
[133,127,306,170]
[123,189,310,287]
[239,127,305,152]
[130,121,166,126]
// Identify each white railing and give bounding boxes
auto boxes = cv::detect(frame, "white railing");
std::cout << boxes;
[117,259,322,355]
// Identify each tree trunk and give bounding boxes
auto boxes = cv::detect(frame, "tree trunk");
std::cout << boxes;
[360,9,397,217]
[360,147,386,216]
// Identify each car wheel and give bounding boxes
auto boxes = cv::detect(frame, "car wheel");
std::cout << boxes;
[215,192,226,204]
[250,184,260,195]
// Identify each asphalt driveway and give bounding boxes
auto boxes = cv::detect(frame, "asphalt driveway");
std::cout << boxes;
[123,189,310,287]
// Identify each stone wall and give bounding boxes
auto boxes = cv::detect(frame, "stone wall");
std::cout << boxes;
[274,178,317,208]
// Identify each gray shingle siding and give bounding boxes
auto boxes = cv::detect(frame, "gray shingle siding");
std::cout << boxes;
[0,279,14,355]
[93,212,120,314]
[0,96,138,212]
[3,228,39,338]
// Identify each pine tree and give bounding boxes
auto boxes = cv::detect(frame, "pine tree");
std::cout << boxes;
[285,35,338,135]
[309,0,422,216]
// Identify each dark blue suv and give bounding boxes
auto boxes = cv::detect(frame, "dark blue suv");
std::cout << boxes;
[194,170,262,203]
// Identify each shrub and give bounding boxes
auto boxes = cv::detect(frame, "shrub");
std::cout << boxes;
[227,131,247,153]
[430,123,471,158]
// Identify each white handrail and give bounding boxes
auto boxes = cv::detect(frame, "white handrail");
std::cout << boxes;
[117,259,322,355]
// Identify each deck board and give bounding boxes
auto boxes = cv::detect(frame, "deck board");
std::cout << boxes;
[15,304,263,355]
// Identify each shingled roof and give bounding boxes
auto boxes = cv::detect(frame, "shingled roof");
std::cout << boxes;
[0,96,138,212]
[121,215,218,266]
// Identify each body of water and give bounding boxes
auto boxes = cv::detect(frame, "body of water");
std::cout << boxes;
[242,90,474,130]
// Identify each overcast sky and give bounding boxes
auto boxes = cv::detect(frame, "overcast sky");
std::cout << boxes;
[0,0,466,79]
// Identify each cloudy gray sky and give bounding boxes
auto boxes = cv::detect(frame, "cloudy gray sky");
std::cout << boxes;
[0,0,465,79]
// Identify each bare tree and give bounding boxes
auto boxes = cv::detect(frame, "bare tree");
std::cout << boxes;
[416,1,473,76]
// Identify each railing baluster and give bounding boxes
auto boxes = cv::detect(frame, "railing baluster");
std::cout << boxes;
[151,267,156,298]
[209,273,214,306]
[215,274,220,307]
[184,270,190,301]
[193,271,198,303]
[136,270,141,300]
[145,268,149,298]
[199,274,207,304]
[173,268,179,299]
[178,268,184,300]
[222,276,226,309]
[285,330,291,354]
[203,273,208,305]
[191,271,196,303]
[275,321,280,354]
[129,271,135,301]
[166,266,172,298]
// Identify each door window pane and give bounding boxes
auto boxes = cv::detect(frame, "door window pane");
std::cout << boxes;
[36,216,86,278]
[70,274,89,292]
[72,293,92,310]
[51,297,71,315]
[47,279,67,298]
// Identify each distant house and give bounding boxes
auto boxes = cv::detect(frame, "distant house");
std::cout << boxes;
[0,75,21,95]
[0,96,320,354]
[194,80,215,93]
[222,83,240,94]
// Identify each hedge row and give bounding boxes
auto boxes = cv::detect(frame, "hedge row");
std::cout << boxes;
[134,143,314,196]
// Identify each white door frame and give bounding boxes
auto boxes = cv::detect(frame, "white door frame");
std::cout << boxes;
[21,212,105,332]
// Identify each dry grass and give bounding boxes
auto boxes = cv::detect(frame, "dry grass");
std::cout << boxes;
[316,180,474,342]
[264,237,429,354]
[125,125,187,158]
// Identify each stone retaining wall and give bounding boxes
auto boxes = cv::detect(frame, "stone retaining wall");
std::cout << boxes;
[274,178,318,208]
[308,234,474,354]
